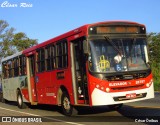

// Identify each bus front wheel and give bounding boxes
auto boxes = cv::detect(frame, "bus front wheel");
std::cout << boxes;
[61,92,77,116]
[17,91,27,109]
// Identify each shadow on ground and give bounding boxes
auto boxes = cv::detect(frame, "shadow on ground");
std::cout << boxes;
[118,105,160,125]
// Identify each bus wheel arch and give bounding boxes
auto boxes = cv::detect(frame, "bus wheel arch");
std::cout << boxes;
[16,88,21,96]
[57,85,77,116]
[57,85,68,105]
[17,89,27,109]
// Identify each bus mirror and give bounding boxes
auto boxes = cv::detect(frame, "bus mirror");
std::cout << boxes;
[83,40,88,54]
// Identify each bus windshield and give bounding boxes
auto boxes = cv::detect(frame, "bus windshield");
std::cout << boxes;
[89,38,149,73]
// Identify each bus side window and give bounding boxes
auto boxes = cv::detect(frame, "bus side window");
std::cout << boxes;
[23,56,27,75]
[2,62,8,79]
[19,57,22,75]
[37,48,45,72]
[8,60,12,78]
[13,58,19,77]
[19,56,26,75]
[56,40,68,69]
[51,45,56,69]
[45,46,52,71]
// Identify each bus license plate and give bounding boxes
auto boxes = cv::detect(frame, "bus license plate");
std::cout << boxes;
[126,93,136,99]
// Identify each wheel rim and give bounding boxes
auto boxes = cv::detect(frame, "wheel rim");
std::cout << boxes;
[63,96,70,112]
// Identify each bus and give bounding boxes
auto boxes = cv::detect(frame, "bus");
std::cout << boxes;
[1,21,154,116]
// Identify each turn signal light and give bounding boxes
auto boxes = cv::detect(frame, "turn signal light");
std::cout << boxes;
[146,79,153,88]
[106,88,110,92]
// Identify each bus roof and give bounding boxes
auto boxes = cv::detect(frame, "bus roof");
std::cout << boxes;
[89,20,145,27]
[23,24,89,54]
[23,21,145,54]
[1,51,22,62]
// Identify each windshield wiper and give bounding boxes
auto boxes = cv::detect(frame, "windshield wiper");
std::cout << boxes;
[104,36,122,54]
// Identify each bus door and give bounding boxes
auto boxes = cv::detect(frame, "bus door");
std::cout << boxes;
[71,38,89,104]
[27,54,37,103]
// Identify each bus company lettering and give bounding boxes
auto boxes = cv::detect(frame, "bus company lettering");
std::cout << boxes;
[109,82,127,87]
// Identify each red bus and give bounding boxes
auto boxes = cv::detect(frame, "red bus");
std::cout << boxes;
[1,21,154,116]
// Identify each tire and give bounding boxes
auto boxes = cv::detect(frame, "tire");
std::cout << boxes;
[17,91,27,109]
[61,92,77,116]
[108,104,123,110]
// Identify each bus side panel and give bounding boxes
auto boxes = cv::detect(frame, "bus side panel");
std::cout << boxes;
[2,78,16,101]
[56,69,74,104]
[29,76,37,102]
[2,76,29,102]
[19,76,30,102]
[21,88,29,102]
[35,69,73,105]
[36,71,56,104]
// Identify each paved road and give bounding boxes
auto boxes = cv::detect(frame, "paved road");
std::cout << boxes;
[0,93,160,125]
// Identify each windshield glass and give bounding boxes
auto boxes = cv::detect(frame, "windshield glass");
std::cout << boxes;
[89,38,149,73]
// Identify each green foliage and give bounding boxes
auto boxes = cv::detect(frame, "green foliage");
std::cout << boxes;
[151,62,160,91]
[147,32,160,91]
[0,20,38,59]
[0,20,16,57]
[12,32,38,51]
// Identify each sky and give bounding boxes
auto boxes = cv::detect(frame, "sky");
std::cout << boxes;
[0,0,160,43]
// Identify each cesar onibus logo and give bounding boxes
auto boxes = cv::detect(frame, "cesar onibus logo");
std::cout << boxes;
[1,1,33,8]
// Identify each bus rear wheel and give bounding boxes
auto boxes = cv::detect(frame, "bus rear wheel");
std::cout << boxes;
[17,91,27,109]
[61,92,77,116]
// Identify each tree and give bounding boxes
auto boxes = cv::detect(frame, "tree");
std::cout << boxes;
[147,32,160,91]
[0,20,15,58]
[12,32,38,51]
[0,20,38,58]
[148,32,160,63]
